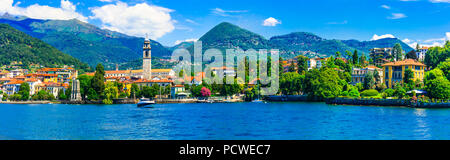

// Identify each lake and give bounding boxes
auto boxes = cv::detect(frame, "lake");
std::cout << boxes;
[0,102,449,140]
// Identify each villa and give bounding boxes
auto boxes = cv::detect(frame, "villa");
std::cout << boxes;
[382,59,426,88]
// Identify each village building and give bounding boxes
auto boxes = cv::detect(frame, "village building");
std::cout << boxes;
[351,66,384,85]
[416,46,429,61]
[382,59,426,88]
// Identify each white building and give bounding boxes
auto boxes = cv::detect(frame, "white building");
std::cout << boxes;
[416,47,429,61]
[307,58,327,70]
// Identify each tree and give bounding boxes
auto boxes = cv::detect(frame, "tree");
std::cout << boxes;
[2,93,8,101]
[335,51,341,58]
[18,82,30,101]
[352,50,359,65]
[78,74,92,100]
[359,54,366,67]
[424,68,450,99]
[303,68,343,99]
[288,60,296,72]
[103,82,119,104]
[394,84,406,99]
[91,63,105,98]
[58,89,67,100]
[392,43,403,61]
[280,72,304,95]
[406,50,418,60]
[130,83,139,99]
[403,68,414,84]
[345,50,352,60]
[87,88,99,100]
[296,55,308,74]
[363,72,375,90]
[437,58,450,80]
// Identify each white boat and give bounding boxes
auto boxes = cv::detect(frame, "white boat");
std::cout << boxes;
[137,98,156,107]
[252,99,264,103]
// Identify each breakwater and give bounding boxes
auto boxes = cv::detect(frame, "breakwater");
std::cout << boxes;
[326,98,450,108]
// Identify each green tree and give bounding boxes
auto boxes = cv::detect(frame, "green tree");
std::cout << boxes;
[297,55,309,74]
[335,51,341,58]
[78,74,93,100]
[288,60,296,72]
[303,68,343,99]
[392,43,403,61]
[18,82,30,101]
[424,68,450,99]
[2,93,8,101]
[91,64,105,98]
[352,50,359,65]
[363,72,375,90]
[58,89,67,100]
[403,68,414,84]
[394,84,406,99]
[87,88,99,100]
[130,83,140,99]
[406,50,418,60]
[103,82,119,104]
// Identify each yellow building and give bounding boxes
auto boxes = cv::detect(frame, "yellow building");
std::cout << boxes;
[382,59,426,88]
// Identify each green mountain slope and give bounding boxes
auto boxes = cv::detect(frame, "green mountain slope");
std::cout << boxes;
[0,23,90,71]
[342,38,414,53]
[199,22,270,51]
[0,16,171,69]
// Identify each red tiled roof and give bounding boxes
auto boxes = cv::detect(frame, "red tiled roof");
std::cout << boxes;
[382,59,426,67]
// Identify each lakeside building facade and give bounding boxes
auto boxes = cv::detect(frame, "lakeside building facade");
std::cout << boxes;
[351,66,384,85]
[382,59,426,88]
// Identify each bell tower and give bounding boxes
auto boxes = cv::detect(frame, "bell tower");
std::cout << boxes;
[143,34,152,80]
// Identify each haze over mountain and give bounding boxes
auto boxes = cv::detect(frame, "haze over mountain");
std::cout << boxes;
[0,23,90,71]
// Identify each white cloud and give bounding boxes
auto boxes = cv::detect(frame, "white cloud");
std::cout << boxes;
[185,19,198,25]
[174,38,198,45]
[371,34,396,40]
[388,13,407,19]
[402,38,418,48]
[381,5,391,9]
[429,0,450,3]
[211,8,248,17]
[263,17,281,27]
[99,0,114,2]
[403,32,450,48]
[90,2,175,39]
[0,0,87,22]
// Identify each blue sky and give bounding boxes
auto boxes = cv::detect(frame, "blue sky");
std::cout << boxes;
[0,0,449,47]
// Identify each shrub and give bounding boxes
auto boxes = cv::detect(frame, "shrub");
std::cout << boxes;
[383,88,395,97]
[361,89,379,97]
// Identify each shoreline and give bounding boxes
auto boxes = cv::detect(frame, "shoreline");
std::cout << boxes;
[0,101,52,104]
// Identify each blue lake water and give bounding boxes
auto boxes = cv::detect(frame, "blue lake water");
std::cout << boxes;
[0,102,449,140]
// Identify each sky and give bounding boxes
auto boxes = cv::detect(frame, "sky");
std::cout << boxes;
[0,0,449,47]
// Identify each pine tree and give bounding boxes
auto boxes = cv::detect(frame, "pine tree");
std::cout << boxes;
[91,63,105,98]
[352,50,359,65]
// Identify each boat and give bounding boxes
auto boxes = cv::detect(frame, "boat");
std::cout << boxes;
[252,99,264,103]
[137,98,156,107]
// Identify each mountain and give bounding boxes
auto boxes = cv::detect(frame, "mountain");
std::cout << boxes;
[167,41,194,52]
[342,38,414,53]
[0,23,90,71]
[198,22,270,51]
[269,32,361,58]
[0,16,171,69]
[192,22,413,59]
